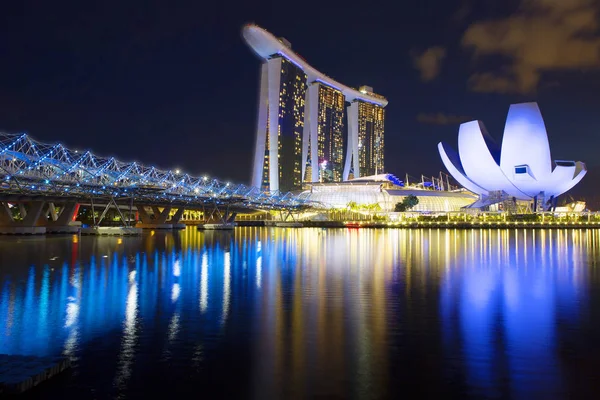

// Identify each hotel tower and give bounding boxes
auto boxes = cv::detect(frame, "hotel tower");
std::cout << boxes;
[243,24,388,192]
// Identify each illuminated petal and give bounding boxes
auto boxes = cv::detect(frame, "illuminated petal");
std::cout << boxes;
[500,103,552,181]
[547,161,587,198]
[438,142,487,196]
[457,121,525,198]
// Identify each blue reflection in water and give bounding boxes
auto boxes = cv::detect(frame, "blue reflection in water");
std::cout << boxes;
[440,229,585,398]
[0,228,596,398]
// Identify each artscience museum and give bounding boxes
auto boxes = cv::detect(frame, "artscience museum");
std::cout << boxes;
[438,102,587,211]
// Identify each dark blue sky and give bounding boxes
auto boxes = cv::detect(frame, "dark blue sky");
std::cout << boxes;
[1,0,599,195]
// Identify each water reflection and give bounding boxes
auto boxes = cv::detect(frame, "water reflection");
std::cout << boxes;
[439,229,588,398]
[115,268,138,387]
[200,251,208,313]
[0,228,598,398]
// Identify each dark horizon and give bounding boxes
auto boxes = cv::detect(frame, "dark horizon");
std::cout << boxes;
[1,0,599,201]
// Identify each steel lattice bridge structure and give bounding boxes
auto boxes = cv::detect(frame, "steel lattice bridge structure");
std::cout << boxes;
[0,133,312,233]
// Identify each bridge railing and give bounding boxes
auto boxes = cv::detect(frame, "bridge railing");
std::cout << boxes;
[0,132,309,209]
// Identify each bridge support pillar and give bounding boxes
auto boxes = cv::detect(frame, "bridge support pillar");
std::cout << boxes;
[198,205,238,230]
[226,211,237,223]
[0,202,14,225]
[136,206,153,224]
[0,201,46,235]
[201,202,238,226]
[151,206,172,224]
[136,205,173,229]
[48,202,59,221]
[44,202,81,234]
[22,201,45,227]
[18,203,27,219]
[168,207,186,229]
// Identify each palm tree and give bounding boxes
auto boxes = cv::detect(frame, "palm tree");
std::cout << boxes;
[347,201,358,212]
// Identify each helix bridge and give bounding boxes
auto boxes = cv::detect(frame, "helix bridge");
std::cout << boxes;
[0,132,312,210]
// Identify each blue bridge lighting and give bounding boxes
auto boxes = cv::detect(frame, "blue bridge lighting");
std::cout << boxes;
[0,132,311,209]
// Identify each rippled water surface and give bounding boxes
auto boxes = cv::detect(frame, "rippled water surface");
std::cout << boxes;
[1,227,600,399]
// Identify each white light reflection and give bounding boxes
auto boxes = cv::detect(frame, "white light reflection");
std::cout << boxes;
[256,255,262,289]
[200,252,208,313]
[171,283,181,303]
[64,299,79,328]
[173,258,181,277]
[115,272,138,387]
[125,284,138,333]
[221,251,231,325]
[167,314,180,343]
[63,328,79,357]
[63,297,79,357]
[63,266,81,357]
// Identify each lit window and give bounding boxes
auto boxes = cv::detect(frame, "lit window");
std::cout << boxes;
[515,166,527,174]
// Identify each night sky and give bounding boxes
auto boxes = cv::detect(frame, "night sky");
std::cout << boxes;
[1,0,599,198]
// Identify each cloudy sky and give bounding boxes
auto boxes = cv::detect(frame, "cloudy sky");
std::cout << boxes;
[0,0,599,195]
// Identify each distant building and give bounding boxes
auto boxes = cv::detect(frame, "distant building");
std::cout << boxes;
[345,90,385,179]
[315,83,345,183]
[243,24,388,192]
[303,174,477,212]
[255,56,307,192]
[438,102,587,211]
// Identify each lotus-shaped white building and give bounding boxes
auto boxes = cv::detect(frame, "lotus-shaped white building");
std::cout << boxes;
[438,102,586,209]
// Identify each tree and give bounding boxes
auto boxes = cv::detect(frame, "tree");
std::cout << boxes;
[362,203,381,212]
[394,195,419,212]
[394,202,407,212]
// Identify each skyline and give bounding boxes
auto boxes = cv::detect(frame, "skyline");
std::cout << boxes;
[0,1,598,198]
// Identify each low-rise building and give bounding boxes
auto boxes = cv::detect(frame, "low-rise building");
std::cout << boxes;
[302,174,477,212]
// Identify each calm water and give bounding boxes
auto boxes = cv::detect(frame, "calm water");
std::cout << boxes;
[1,227,600,399]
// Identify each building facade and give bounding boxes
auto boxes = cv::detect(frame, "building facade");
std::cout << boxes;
[358,99,385,177]
[244,24,388,193]
[316,83,345,183]
[255,57,307,192]
[343,88,385,180]
[302,174,477,212]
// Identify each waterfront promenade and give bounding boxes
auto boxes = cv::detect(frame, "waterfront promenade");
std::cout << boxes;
[237,210,600,229]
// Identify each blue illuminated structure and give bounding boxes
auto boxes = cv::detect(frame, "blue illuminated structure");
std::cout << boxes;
[438,102,587,210]
[0,132,311,209]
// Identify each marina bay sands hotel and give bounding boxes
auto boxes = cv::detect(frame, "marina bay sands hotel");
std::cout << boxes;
[243,24,388,192]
